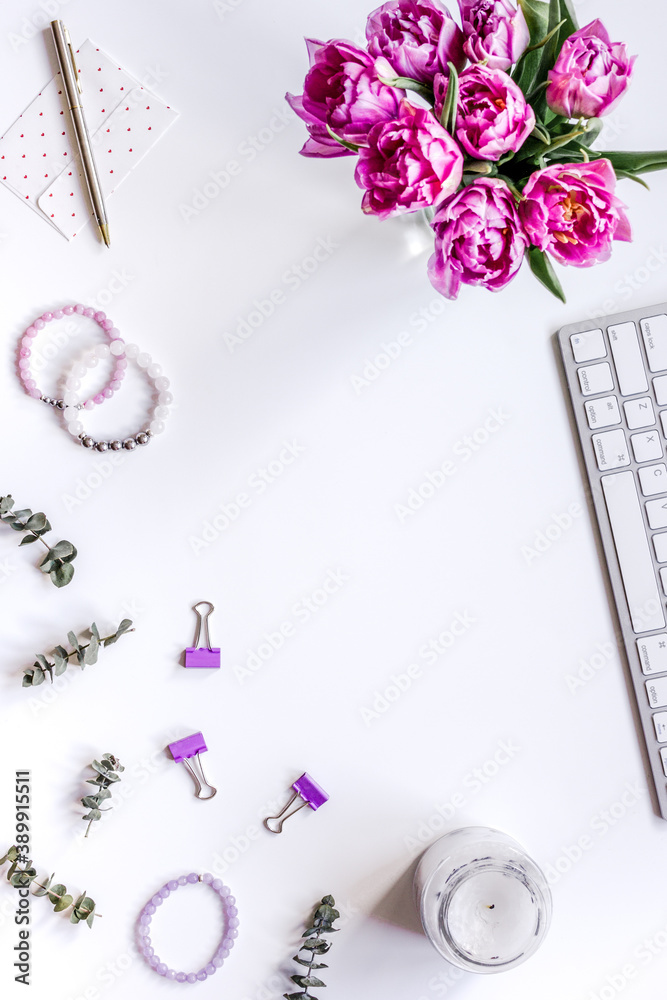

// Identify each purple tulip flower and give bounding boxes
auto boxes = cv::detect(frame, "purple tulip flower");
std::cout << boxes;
[428,178,528,299]
[366,0,465,84]
[286,38,404,157]
[450,65,535,160]
[355,101,463,219]
[546,20,636,119]
[458,0,530,71]
[519,159,631,266]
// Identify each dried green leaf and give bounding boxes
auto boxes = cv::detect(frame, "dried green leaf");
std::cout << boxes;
[70,911,81,924]
[33,875,54,897]
[31,667,45,686]
[22,672,33,687]
[0,496,14,514]
[19,533,39,545]
[294,956,328,969]
[81,796,102,809]
[12,509,31,520]
[47,884,67,905]
[73,892,86,909]
[49,539,76,561]
[90,622,100,641]
[82,810,102,822]
[300,940,331,954]
[79,896,95,915]
[84,635,99,665]
[53,655,67,676]
[92,760,111,773]
[51,562,74,587]
[290,976,326,989]
[54,893,73,912]
[86,906,96,928]
[26,512,47,531]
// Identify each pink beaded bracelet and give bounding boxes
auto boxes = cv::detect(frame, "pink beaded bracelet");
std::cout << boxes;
[137,873,238,983]
[18,305,126,409]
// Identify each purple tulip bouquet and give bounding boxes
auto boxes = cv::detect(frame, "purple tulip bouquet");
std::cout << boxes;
[287,0,667,302]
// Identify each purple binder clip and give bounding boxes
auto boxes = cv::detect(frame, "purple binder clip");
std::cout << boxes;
[263,773,329,834]
[184,601,220,668]
[168,732,217,800]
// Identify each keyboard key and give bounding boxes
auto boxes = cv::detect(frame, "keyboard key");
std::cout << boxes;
[640,315,667,372]
[661,412,667,439]
[654,713,667,742]
[625,397,656,429]
[639,464,667,496]
[585,395,621,429]
[637,635,667,674]
[647,677,667,708]
[661,567,667,595]
[601,471,666,632]
[646,497,667,529]
[655,375,667,405]
[571,329,606,363]
[608,322,649,395]
[655,533,667,562]
[633,431,664,464]
[660,747,667,777]
[578,363,614,396]
[592,429,630,470]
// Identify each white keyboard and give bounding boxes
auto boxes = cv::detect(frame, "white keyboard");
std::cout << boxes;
[558,305,667,819]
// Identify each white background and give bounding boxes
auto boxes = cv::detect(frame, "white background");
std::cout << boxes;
[1,0,667,998]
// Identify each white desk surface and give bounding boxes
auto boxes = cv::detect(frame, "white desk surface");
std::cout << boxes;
[2,1,667,997]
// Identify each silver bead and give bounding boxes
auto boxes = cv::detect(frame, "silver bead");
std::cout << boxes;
[95,441,108,453]
[109,440,122,451]
[123,438,137,451]
[136,432,149,446]
[81,436,95,449]
[56,399,65,410]
[42,396,51,405]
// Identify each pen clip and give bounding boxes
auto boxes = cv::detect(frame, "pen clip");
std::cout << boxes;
[63,24,82,95]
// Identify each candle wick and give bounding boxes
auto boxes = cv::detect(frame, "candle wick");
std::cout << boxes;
[486,904,495,909]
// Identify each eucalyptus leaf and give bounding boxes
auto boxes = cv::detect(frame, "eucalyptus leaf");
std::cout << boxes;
[51,562,75,587]
[12,509,32,520]
[54,655,67,676]
[49,539,76,561]
[91,622,100,641]
[32,875,54,897]
[0,496,14,514]
[32,667,45,686]
[22,672,33,687]
[47,884,67,905]
[291,976,326,989]
[84,635,99,665]
[54,893,74,912]
[86,906,96,929]
[26,512,47,531]
[19,533,39,545]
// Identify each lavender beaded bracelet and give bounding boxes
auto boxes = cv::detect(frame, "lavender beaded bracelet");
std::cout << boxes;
[18,305,126,408]
[137,872,239,983]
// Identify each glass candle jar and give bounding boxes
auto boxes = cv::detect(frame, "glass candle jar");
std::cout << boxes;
[414,827,552,974]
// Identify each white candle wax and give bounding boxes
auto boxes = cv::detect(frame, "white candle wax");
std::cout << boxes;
[446,870,537,963]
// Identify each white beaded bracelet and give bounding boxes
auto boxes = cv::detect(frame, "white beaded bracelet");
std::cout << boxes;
[63,342,172,452]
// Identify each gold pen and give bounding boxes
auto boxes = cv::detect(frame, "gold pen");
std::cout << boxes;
[50,20,111,247]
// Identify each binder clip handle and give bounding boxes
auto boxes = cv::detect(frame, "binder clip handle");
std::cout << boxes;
[168,732,217,800]
[192,601,214,650]
[264,773,329,834]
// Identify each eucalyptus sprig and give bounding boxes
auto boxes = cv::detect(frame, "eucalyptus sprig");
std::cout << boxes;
[285,895,340,999]
[82,754,124,838]
[0,494,77,587]
[0,845,98,927]
[22,619,134,687]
